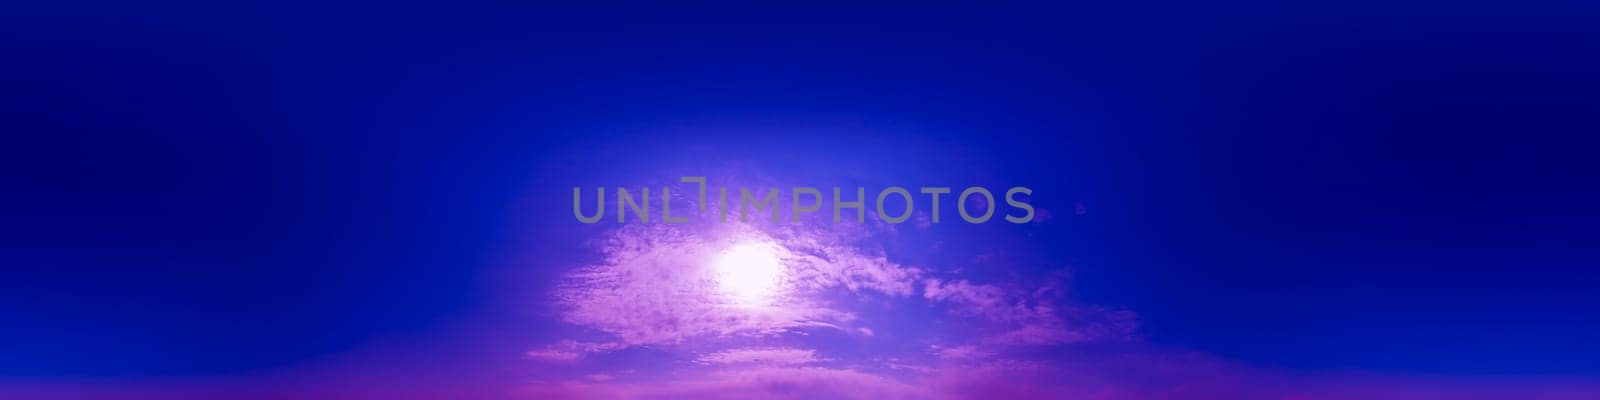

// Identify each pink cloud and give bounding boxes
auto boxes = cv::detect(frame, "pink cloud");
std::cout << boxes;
[555,224,847,345]
[518,345,1600,400]
[522,173,1599,400]
[518,367,934,400]
[553,220,923,348]
[931,345,993,360]
[697,347,822,366]
[525,340,623,363]
[923,276,1138,347]
[765,223,923,296]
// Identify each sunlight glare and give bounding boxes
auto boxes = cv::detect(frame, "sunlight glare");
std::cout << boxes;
[713,242,785,307]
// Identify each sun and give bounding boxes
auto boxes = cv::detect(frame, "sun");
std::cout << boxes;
[712,242,785,307]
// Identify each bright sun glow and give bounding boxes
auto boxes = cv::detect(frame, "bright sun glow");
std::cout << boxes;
[713,242,785,307]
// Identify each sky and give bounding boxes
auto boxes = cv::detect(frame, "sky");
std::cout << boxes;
[3,6,1600,400]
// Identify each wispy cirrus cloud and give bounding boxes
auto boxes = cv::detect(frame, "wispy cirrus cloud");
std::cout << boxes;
[550,215,925,348]
[696,347,822,366]
[930,345,992,360]
[518,168,1600,400]
[525,340,624,363]
[529,171,1150,398]
[519,366,934,400]
[923,275,1138,347]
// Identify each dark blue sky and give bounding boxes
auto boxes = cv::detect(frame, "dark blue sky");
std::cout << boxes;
[4,7,1599,387]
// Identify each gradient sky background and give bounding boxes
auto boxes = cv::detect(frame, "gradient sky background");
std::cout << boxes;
[4,6,1600,400]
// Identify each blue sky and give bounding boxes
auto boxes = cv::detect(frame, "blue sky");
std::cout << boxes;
[3,6,1599,399]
